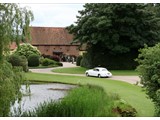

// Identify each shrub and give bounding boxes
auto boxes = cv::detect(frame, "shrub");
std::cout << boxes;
[113,100,137,117]
[13,43,41,58]
[55,62,63,66]
[42,54,60,62]
[136,43,160,116]
[76,55,82,66]
[8,54,28,72]
[41,58,56,66]
[20,56,29,72]
[51,55,60,62]
[28,54,40,67]
[80,53,92,68]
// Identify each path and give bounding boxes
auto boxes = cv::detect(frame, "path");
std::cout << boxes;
[29,62,141,85]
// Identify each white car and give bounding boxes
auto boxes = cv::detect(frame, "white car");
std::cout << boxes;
[85,67,112,78]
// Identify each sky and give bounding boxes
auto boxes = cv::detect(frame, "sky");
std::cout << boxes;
[20,4,84,27]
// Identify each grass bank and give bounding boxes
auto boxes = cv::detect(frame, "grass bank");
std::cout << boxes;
[26,72,154,116]
[52,67,139,76]
[21,85,137,117]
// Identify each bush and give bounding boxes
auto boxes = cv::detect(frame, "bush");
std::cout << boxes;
[113,100,137,117]
[80,53,92,68]
[76,55,82,66]
[13,43,41,59]
[20,56,29,72]
[51,55,60,62]
[42,54,60,62]
[82,45,138,70]
[28,54,40,67]
[55,62,63,66]
[41,58,56,66]
[136,43,160,116]
[8,54,28,72]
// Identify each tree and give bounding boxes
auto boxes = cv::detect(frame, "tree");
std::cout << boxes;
[0,3,34,61]
[0,3,33,116]
[67,3,160,69]
[136,43,160,116]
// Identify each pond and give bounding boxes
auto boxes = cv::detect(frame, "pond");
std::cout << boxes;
[11,83,76,115]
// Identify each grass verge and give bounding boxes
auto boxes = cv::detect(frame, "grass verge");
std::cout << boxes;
[26,72,154,117]
[52,67,139,76]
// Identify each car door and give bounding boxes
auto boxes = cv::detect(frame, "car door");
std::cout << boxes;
[92,68,99,76]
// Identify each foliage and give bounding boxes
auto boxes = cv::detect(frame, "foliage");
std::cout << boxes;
[113,100,137,117]
[42,54,60,62]
[41,58,56,66]
[55,62,63,66]
[0,3,33,117]
[0,3,34,61]
[67,3,160,54]
[80,53,92,68]
[8,54,28,72]
[51,55,60,62]
[67,3,160,69]
[0,61,25,116]
[136,43,160,116]
[20,85,136,117]
[28,54,40,67]
[13,43,41,58]
[76,55,82,66]
[84,46,138,69]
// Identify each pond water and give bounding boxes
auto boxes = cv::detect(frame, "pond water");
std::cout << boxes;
[11,83,76,115]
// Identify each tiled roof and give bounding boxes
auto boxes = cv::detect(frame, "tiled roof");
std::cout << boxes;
[30,27,77,45]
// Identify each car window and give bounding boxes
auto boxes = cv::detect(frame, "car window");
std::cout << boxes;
[93,69,99,71]
[102,69,107,71]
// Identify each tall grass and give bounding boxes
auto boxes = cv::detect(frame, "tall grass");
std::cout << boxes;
[21,85,136,117]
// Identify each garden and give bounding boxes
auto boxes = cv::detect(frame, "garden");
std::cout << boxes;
[1,3,160,117]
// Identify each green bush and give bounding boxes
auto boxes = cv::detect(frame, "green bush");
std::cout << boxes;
[8,54,28,72]
[20,56,29,72]
[76,55,82,66]
[41,58,56,66]
[136,43,160,116]
[28,54,40,67]
[13,43,41,58]
[80,53,92,68]
[82,46,138,70]
[113,100,137,117]
[55,62,63,66]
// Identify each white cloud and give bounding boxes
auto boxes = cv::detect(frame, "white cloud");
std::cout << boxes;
[20,4,84,27]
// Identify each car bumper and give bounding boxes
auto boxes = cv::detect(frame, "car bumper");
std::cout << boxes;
[101,74,112,78]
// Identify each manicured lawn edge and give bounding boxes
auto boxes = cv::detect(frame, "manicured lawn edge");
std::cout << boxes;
[52,67,139,76]
[25,72,154,117]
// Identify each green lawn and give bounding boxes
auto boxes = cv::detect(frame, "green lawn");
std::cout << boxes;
[25,72,154,117]
[52,67,139,76]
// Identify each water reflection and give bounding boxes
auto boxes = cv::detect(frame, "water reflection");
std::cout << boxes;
[11,83,76,114]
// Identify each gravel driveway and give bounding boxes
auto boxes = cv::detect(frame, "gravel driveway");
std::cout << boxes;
[29,62,141,85]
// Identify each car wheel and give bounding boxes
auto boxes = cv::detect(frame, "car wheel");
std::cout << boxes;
[98,74,101,78]
[86,73,89,77]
